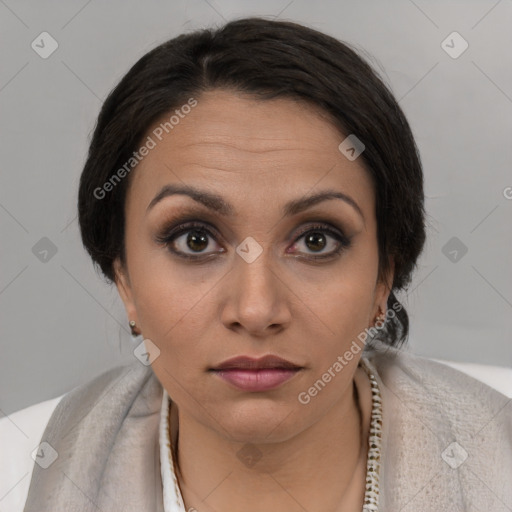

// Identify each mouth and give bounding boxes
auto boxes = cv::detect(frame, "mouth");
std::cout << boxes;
[209,355,303,392]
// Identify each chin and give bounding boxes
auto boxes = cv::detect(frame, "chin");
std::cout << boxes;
[215,400,304,444]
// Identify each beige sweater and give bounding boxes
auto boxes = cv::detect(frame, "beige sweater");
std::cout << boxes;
[21,342,512,511]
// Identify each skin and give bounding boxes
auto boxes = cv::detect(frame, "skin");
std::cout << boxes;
[114,89,393,512]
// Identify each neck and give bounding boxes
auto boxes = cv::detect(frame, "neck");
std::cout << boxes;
[170,364,372,512]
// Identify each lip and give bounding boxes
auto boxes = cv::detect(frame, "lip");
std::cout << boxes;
[209,355,303,392]
[211,368,302,392]
[211,355,302,371]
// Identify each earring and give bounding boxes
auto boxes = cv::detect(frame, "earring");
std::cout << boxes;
[129,320,140,337]
[374,309,386,327]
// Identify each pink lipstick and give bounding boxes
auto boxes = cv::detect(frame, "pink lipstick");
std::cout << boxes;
[210,355,303,392]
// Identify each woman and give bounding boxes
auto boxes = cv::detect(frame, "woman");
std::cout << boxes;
[15,17,512,511]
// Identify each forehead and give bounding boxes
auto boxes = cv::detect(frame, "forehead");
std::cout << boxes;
[140,89,348,161]
[127,89,374,216]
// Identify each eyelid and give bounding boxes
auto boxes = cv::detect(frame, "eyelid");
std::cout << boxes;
[292,221,348,240]
[154,218,222,246]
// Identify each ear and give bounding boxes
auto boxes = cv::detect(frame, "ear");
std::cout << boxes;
[113,257,138,326]
[371,256,395,321]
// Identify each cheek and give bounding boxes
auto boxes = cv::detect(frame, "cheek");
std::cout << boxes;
[296,244,378,330]
[125,257,216,390]
[128,240,216,332]
[297,257,379,369]
[133,277,217,369]
[304,280,373,365]
[133,266,213,402]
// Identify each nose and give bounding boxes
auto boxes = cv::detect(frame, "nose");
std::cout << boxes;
[220,248,292,337]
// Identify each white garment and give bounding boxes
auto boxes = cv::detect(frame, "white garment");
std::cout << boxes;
[0,394,63,511]
[1,358,511,511]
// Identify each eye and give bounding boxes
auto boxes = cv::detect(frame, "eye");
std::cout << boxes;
[289,223,351,259]
[155,218,351,262]
[155,221,225,260]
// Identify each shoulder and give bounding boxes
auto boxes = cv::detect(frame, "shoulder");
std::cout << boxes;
[367,340,511,393]
[364,340,512,453]
[363,342,512,507]
[365,342,512,422]
[0,361,148,512]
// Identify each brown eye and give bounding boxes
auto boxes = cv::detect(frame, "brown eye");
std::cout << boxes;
[304,231,327,252]
[290,223,351,260]
[186,230,210,252]
[155,221,225,260]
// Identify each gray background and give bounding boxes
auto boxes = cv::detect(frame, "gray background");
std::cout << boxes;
[1,0,511,416]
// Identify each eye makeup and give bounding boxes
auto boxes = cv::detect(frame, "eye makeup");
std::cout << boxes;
[153,212,353,262]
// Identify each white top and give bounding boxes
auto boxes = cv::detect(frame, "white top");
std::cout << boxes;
[1,359,511,511]
[160,387,186,511]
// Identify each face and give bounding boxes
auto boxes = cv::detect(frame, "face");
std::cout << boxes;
[114,89,392,443]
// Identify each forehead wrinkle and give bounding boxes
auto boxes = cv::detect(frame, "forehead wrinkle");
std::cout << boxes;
[171,140,329,155]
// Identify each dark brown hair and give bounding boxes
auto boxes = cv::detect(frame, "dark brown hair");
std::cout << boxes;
[78,17,426,347]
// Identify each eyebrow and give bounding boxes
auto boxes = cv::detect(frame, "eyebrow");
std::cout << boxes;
[146,184,364,221]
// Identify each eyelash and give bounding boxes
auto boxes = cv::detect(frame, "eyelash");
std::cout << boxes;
[154,218,352,262]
